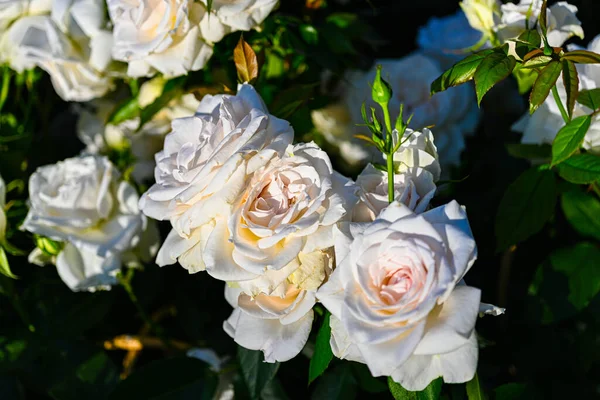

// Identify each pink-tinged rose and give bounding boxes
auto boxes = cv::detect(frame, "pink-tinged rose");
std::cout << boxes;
[317,201,499,390]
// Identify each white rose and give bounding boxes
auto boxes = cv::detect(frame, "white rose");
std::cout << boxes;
[77,91,201,182]
[417,10,485,69]
[311,55,479,171]
[139,84,293,275]
[108,0,213,78]
[460,0,500,35]
[513,35,600,154]
[0,0,50,30]
[199,0,278,43]
[22,155,158,292]
[494,0,583,47]
[0,174,6,242]
[211,142,353,285]
[317,201,498,391]
[1,0,115,101]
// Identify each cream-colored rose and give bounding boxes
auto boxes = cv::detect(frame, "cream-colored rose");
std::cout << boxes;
[139,84,294,275]
[206,142,354,284]
[1,0,116,101]
[108,0,213,77]
[494,0,583,47]
[77,90,200,182]
[199,0,278,43]
[22,155,158,291]
[460,0,500,35]
[311,55,479,171]
[317,201,500,390]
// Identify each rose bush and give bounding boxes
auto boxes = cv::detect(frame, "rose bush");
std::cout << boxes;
[22,155,158,291]
[317,201,494,390]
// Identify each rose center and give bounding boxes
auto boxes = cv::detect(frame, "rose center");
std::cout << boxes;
[379,268,413,305]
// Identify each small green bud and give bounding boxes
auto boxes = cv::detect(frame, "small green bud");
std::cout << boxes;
[371,65,393,106]
[35,235,63,256]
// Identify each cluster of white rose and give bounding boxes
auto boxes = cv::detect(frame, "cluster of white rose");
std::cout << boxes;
[95,83,497,391]
[0,0,278,101]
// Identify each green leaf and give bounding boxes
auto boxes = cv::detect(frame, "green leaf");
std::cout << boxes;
[0,247,16,279]
[138,76,186,129]
[518,29,542,48]
[300,24,319,45]
[512,67,538,94]
[109,357,217,400]
[529,61,562,114]
[562,60,579,120]
[108,97,139,125]
[550,115,592,166]
[515,30,542,60]
[562,50,600,64]
[465,373,487,400]
[430,49,494,95]
[238,347,280,400]
[576,88,600,110]
[561,189,600,241]
[521,54,552,69]
[558,153,600,184]
[550,243,600,310]
[388,377,442,400]
[495,167,557,251]
[474,49,516,105]
[206,0,212,13]
[308,312,334,385]
[311,364,357,400]
[505,143,551,160]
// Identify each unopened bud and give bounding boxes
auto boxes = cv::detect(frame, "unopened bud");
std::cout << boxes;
[371,65,393,106]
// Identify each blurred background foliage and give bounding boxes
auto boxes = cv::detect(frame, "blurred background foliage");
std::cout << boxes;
[1,0,600,399]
